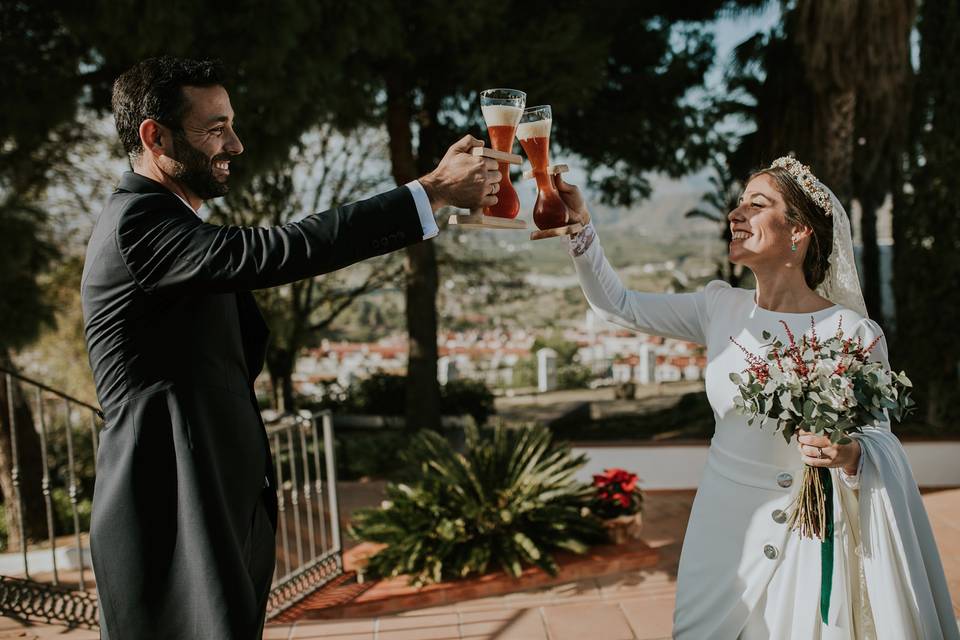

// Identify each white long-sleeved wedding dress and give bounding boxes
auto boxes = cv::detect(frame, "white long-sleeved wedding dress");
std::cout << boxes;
[570,226,958,639]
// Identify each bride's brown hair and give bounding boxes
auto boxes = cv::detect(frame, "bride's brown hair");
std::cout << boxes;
[749,166,834,289]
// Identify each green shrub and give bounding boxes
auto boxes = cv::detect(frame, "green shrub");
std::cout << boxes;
[441,379,494,426]
[325,374,406,415]
[320,373,496,425]
[335,431,413,480]
[52,488,92,534]
[558,363,593,390]
[349,424,606,585]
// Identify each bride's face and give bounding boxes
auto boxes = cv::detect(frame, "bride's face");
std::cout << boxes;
[727,174,803,269]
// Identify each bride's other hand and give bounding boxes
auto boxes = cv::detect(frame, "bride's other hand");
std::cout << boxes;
[797,429,861,475]
[555,174,591,226]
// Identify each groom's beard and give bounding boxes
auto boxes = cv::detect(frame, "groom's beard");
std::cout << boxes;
[170,132,231,200]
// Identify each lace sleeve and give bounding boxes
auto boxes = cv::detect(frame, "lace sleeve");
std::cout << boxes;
[568,222,597,257]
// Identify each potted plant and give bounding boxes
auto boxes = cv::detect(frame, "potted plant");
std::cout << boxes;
[590,468,644,544]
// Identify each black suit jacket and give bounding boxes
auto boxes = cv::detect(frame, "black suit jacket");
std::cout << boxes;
[81,172,424,639]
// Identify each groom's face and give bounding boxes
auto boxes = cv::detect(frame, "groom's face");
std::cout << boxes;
[728,174,800,268]
[162,85,244,201]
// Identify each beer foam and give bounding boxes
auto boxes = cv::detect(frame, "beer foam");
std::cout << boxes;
[481,104,522,127]
[516,119,552,140]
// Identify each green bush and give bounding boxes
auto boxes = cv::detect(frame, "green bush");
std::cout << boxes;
[52,488,92,535]
[531,335,580,365]
[349,424,606,585]
[509,356,537,388]
[0,491,92,552]
[557,363,593,390]
[339,374,406,415]
[440,379,494,426]
[320,373,495,425]
[334,431,413,481]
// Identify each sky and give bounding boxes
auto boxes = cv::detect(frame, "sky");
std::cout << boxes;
[710,3,782,88]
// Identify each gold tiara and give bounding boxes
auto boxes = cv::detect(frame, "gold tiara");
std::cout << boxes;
[769,156,833,217]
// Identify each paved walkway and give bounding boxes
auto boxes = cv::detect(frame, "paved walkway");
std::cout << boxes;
[5,489,960,639]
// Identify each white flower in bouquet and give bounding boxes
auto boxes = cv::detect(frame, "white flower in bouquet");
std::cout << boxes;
[729,317,915,539]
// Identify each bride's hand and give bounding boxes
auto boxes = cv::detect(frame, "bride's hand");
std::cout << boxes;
[554,174,591,226]
[797,429,861,475]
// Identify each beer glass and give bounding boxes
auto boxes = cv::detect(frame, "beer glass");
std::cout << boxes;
[517,105,568,230]
[480,88,525,219]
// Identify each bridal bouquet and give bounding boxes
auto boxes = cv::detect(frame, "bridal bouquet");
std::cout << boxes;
[729,317,915,539]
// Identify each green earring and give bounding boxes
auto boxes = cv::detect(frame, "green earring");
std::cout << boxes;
[791,241,797,252]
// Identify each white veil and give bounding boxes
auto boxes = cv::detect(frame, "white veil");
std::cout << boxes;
[814,186,869,318]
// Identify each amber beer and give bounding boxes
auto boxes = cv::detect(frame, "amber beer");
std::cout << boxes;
[517,106,567,230]
[480,89,525,218]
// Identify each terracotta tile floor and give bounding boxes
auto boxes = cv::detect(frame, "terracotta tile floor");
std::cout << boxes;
[6,488,960,640]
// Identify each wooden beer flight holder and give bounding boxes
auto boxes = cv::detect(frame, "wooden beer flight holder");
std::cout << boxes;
[521,163,588,241]
[448,147,527,230]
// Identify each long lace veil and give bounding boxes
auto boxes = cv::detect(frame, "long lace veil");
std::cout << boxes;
[815,186,868,318]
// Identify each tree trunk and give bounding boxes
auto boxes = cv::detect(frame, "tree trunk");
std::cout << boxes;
[859,195,883,322]
[402,242,441,431]
[385,74,442,431]
[0,353,50,551]
[265,347,296,413]
[822,89,857,202]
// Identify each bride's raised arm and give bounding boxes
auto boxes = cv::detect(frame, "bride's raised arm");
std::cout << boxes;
[556,175,725,345]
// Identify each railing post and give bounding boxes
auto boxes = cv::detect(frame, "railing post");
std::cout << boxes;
[0,366,103,628]
[286,427,304,569]
[264,409,344,620]
[63,399,85,591]
[297,417,317,562]
[272,432,290,581]
[6,374,29,579]
[321,413,341,553]
[35,389,58,585]
[310,416,328,551]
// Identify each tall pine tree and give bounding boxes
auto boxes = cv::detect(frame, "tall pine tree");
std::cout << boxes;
[893,0,960,430]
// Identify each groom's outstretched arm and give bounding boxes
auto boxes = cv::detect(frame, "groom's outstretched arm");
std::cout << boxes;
[116,135,500,295]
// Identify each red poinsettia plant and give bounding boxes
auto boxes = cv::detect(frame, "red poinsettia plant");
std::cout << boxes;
[590,468,644,519]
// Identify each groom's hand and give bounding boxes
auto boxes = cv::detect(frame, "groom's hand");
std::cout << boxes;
[420,135,501,212]
[555,174,591,225]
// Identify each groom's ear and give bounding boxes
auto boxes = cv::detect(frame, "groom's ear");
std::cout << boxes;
[139,119,168,159]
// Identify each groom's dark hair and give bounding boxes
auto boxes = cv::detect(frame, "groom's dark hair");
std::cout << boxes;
[112,56,225,161]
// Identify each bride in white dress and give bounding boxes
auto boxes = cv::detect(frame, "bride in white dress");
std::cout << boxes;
[556,157,957,639]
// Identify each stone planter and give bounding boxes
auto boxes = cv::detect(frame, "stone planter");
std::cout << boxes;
[603,511,643,544]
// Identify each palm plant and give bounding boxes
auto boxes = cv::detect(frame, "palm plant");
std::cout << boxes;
[349,424,606,586]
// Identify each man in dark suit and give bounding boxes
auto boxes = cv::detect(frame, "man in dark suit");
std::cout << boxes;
[81,56,500,639]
